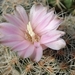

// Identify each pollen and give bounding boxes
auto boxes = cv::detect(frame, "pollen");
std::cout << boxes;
[25,22,40,43]
[27,22,35,37]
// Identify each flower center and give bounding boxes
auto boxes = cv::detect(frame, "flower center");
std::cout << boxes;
[25,22,40,43]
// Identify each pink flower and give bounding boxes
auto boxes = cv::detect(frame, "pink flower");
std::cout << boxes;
[0,4,66,62]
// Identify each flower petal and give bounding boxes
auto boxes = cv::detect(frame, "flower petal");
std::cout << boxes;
[24,45,34,58]
[17,45,34,58]
[41,30,65,44]
[17,50,25,57]
[30,4,63,36]
[0,34,24,43]
[34,10,55,35]
[44,39,66,50]
[15,5,28,25]
[3,14,26,31]
[0,41,21,48]
[34,46,43,62]
[30,4,47,29]
[0,23,24,36]
[39,17,63,35]
[11,40,31,51]
[31,42,43,62]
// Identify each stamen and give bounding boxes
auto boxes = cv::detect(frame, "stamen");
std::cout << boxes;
[26,22,40,43]
[27,22,35,37]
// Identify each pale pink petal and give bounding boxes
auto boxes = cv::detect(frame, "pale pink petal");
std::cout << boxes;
[1,41,22,48]
[34,10,55,34]
[0,34,24,43]
[15,5,28,25]
[30,5,63,36]
[17,45,34,58]
[3,14,26,31]
[39,18,63,35]
[17,50,25,57]
[24,45,34,58]
[0,23,24,36]
[34,46,43,62]
[11,40,31,51]
[30,42,43,62]
[41,30,65,44]
[30,4,47,29]
[44,39,66,50]
[30,4,46,20]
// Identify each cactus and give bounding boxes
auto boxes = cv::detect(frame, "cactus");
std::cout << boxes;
[0,0,75,75]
